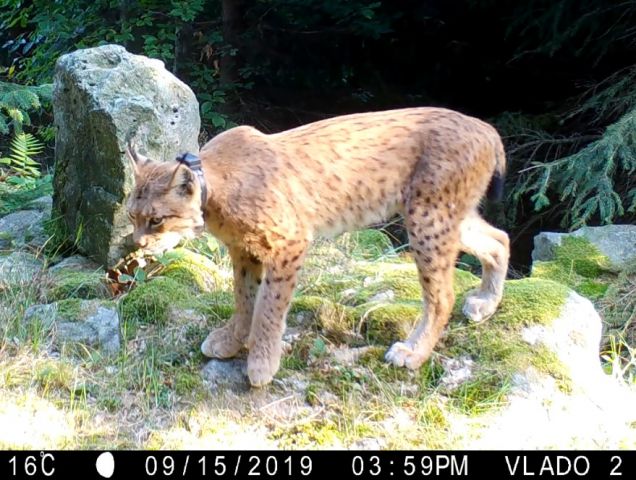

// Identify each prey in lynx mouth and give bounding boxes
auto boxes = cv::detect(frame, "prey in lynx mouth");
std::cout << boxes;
[126,107,509,387]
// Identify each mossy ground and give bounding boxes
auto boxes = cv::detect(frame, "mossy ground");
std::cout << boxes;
[0,225,630,448]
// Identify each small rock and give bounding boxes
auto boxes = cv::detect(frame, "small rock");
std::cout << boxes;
[439,356,475,391]
[331,345,373,366]
[81,304,120,354]
[0,210,47,249]
[351,438,385,449]
[363,277,376,287]
[23,299,120,354]
[23,304,57,329]
[368,290,395,303]
[282,326,303,345]
[26,195,52,213]
[340,288,357,300]
[166,307,206,327]
[49,255,101,274]
[521,291,602,388]
[201,358,249,392]
[0,252,44,288]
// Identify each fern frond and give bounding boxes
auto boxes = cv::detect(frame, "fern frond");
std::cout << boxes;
[0,132,43,178]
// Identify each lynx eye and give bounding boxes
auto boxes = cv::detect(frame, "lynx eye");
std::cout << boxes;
[148,217,164,228]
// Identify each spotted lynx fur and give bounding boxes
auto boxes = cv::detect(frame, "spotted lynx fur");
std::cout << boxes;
[126,107,509,387]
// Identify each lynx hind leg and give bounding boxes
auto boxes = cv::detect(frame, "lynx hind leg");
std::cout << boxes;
[386,198,461,370]
[247,241,308,387]
[201,247,263,358]
[459,212,509,323]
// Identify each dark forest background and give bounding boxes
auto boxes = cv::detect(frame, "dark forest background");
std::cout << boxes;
[2,0,635,270]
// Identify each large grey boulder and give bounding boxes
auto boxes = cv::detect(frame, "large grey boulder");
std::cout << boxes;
[532,225,636,272]
[52,44,200,266]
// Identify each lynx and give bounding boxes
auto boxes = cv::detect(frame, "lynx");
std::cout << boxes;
[126,107,509,387]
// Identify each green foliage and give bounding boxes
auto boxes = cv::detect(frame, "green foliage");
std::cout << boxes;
[0,0,233,131]
[508,1,636,62]
[0,81,52,135]
[0,0,403,132]
[502,1,636,229]
[0,173,51,215]
[511,107,636,227]
[0,82,50,178]
[0,132,43,177]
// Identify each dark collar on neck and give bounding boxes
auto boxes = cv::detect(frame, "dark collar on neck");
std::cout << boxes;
[176,152,207,209]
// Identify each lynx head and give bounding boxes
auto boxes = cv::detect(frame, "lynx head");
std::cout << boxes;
[125,146,205,255]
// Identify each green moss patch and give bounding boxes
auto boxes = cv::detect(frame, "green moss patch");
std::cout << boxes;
[291,296,358,340]
[47,271,110,301]
[159,248,223,293]
[120,277,192,326]
[55,298,87,320]
[443,277,572,402]
[532,237,612,300]
[453,269,481,296]
[353,276,421,304]
[555,236,611,277]
[354,302,420,344]
[492,278,570,327]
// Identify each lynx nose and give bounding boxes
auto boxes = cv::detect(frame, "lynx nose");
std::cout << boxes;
[133,233,149,248]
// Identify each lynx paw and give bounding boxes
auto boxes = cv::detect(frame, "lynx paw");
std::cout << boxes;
[201,325,243,359]
[247,343,282,387]
[462,292,500,323]
[385,341,427,369]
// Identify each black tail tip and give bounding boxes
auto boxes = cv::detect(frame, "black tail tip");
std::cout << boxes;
[487,172,505,201]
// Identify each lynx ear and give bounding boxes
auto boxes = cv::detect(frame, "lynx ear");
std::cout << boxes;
[125,142,149,174]
[169,163,196,197]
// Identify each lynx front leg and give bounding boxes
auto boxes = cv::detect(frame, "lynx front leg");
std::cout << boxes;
[386,194,461,369]
[385,258,457,369]
[201,247,263,358]
[247,242,307,387]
